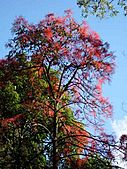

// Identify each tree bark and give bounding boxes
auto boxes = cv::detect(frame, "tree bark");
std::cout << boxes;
[53,111,57,169]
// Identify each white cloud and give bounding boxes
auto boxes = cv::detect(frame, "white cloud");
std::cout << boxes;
[112,116,127,139]
[111,116,127,169]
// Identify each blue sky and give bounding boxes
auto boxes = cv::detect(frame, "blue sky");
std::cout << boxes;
[0,0,127,133]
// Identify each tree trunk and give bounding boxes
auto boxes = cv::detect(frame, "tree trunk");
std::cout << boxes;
[53,111,57,169]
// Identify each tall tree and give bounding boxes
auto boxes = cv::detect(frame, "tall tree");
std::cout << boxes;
[1,10,120,168]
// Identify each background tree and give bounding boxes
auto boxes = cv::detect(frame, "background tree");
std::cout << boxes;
[77,0,127,18]
[0,10,120,169]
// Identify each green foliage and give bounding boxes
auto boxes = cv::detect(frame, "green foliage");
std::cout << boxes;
[61,154,112,169]
[85,155,111,169]
[77,0,127,18]
[0,81,21,118]
[1,123,47,169]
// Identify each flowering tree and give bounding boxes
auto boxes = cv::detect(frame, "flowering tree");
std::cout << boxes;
[0,10,118,168]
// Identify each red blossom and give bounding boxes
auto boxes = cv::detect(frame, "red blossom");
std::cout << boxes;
[44,27,53,39]
[1,114,24,127]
